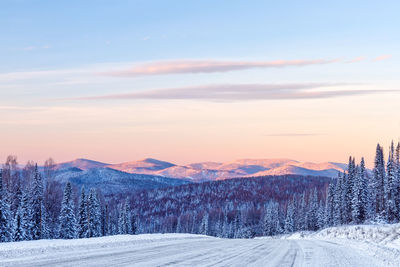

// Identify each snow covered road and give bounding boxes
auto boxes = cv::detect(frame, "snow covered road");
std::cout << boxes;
[0,234,392,267]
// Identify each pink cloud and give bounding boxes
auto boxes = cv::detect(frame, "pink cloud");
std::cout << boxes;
[373,54,392,61]
[100,59,337,77]
[71,83,394,102]
[347,56,366,63]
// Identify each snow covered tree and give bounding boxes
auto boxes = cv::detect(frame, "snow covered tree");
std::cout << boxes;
[284,198,295,233]
[325,183,335,227]
[12,209,25,241]
[306,189,319,231]
[374,144,386,220]
[199,212,209,236]
[333,172,344,225]
[394,142,400,222]
[118,198,132,235]
[0,169,11,242]
[30,164,43,240]
[344,157,356,223]
[19,191,32,240]
[352,158,368,224]
[78,187,88,238]
[385,142,396,222]
[58,182,77,239]
[87,189,101,237]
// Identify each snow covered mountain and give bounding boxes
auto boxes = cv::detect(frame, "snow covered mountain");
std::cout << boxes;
[54,166,190,194]
[56,158,346,181]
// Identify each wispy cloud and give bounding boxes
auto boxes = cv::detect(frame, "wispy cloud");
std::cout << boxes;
[373,54,392,61]
[347,56,366,63]
[100,59,338,77]
[20,45,51,51]
[71,83,394,102]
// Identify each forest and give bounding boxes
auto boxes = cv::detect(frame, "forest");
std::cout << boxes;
[0,141,399,242]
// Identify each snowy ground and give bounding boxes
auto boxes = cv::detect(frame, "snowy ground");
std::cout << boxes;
[1,225,400,267]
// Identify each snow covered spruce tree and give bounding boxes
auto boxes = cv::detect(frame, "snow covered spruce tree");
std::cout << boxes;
[284,198,295,233]
[58,182,77,239]
[0,169,11,242]
[87,189,101,237]
[374,144,386,220]
[351,157,368,224]
[385,142,397,223]
[12,210,24,241]
[118,198,132,235]
[30,164,44,240]
[78,187,88,238]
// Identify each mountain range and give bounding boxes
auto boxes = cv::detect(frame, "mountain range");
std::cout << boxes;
[56,158,346,182]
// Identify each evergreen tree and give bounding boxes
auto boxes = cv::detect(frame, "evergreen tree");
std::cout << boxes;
[284,199,295,233]
[12,209,25,241]
[325,183,335,227]
[41,203,51,239]
[118,198,132,235]
[352,164,362,224]
[333,172,344,225]
[30,164,43,240]
[19,191,32,240]
[199,212,209,236]
[394,142,400,222]
[87,189,101,237]
[0,170,11,242]
[344,157,356,223]
[374,144,386,220]
[78,187,88,238]
[386,142,397,222]
[58,182,77,239]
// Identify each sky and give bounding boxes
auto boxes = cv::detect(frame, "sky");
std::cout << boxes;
[0,0,399,167]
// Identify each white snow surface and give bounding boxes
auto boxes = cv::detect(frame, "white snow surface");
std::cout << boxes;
[1,225,400,267]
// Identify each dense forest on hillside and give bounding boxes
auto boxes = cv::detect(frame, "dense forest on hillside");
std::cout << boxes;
[1,141,400,242]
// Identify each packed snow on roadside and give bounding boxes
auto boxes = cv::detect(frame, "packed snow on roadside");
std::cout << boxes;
[0,233,212,260]
[284,223,400,265]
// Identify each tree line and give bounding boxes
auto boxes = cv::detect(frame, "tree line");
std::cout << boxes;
[0,158,136,242]
[1,141,399,242]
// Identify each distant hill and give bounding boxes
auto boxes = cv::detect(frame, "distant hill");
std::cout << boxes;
[53,166,190,195]
[56,157,346,181]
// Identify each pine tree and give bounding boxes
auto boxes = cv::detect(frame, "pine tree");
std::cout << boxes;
[78,187,88,238]
[0,169,11,242]
[12,209,25,241]
[41,203,51,239]
[386,142,397,222]
[325,183,335,227]
[333,172,343,225]
[58,182,77,239]
[19,191,32,240]
[306,189,319,231]
[118,198,132,235]
[30,164,43,240]
[87,189,101,237]
[344,157,356,223]
[394,142,400,222]
[352,164,362,224]
[374,144,386,220]
[360,158,369,223]
[200,212,209,236]
[284,199,295,233]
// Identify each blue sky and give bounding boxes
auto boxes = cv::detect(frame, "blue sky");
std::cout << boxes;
[1,0,399,70]
[0,1,399,165]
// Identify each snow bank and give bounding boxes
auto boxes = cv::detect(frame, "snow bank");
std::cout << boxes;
[286,223,400,266]
[311,223,400,249]
[0,233,211,259]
